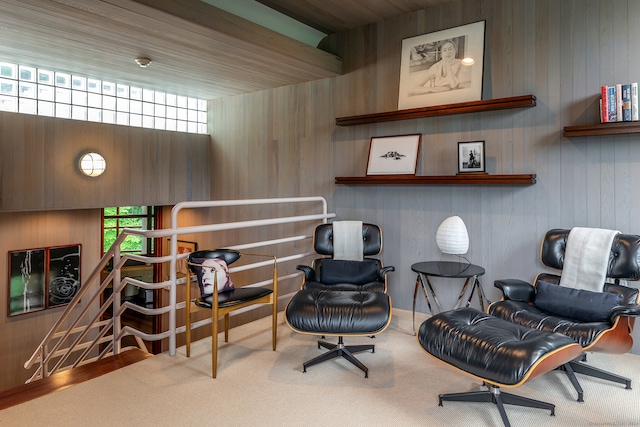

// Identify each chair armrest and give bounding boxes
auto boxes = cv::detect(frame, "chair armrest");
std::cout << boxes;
[494,279,535,303]
[609,304,640,322]
[378,266,395,281]
[296,265,316,282]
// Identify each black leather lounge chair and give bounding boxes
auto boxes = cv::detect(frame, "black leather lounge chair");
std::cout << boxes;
[489,228,640,401]
[285,222,394,377]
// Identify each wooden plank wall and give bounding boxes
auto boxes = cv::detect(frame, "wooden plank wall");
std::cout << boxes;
[210,0,640,353]
[0,209,101,390]
[0,113,211,390]
[0,111,211,211]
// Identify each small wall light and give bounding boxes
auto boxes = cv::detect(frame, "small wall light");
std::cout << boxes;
[78,152,106,177]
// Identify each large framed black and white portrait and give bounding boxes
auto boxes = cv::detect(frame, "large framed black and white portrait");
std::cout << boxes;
[398,21,486,110]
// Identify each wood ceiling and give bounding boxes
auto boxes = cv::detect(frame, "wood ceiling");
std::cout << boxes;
[0,0,454,100]
[257,0,456,34]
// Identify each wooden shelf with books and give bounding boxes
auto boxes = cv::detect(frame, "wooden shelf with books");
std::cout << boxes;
[335,174,537,186]
[563,122,640,137]
[335,95,536,126]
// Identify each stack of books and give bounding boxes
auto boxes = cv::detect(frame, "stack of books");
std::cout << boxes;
[600,83,639,123]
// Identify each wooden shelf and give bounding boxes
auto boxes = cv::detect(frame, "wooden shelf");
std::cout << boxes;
[335,95,537,126]
[563,122,640,137]
[335,174,537,186]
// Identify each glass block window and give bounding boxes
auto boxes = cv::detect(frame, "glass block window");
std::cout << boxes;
[0,61,208,134]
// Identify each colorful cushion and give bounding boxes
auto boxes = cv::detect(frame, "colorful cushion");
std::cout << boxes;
[534,280,623,323]
[191,256,235,296]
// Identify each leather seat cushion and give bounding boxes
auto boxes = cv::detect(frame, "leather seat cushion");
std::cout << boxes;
[285,289,391,335]
[489,300,611,348]
[302,280,385,293]
[195,286,273,309]
[418,307,579,386]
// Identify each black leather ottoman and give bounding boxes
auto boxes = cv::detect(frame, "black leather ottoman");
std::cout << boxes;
[285,289,392,377]
[417,307,582,427]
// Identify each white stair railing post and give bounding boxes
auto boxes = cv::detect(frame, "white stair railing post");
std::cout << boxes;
[113,244,122,354]
[168,233,178,356]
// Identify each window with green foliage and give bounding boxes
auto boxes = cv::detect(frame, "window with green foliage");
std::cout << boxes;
[102,206,155,255]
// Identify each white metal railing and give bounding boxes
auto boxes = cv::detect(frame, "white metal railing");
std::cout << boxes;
[24,197,334,382]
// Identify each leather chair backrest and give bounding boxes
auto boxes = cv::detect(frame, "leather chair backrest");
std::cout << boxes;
[541,229,640,280]
[314,223,382,256]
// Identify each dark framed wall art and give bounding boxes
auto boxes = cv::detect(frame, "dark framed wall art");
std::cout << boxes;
[8,249,46,316]
[7,244,81,317]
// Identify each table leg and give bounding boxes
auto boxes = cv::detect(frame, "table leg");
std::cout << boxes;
[412,277,419,335]
[423,275,443,314]
[465,278,477,308]
[474,278,490,311]
[464,276,489,312]
[453,277,472,309]
[413,274,433,335]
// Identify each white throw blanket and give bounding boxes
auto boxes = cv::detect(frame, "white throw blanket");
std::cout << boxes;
[559,227,619,292]
[332,220,364,261]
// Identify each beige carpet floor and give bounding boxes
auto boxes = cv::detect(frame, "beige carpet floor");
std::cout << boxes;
[1,308,639,427]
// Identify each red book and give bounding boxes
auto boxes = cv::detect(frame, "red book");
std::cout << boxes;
[601,85,609,123]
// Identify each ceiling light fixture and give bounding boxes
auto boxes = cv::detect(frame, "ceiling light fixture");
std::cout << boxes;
[135,58,152,68]
[461,57,475,66]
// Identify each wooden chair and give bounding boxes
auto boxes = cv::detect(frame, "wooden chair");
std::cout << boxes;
[186,249,278,378]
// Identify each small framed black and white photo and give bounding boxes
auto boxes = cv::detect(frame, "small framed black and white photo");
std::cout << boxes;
[366,134,421,175]
[457,141,485,173]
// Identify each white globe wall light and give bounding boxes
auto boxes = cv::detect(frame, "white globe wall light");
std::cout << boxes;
[78,152,106,177]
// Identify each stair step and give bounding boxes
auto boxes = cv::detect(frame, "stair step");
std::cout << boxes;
[0,348,153,410]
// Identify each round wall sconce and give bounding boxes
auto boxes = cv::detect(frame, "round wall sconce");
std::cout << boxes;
[78,152,106,177]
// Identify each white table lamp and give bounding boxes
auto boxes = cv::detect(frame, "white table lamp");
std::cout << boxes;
[436,216,469,255]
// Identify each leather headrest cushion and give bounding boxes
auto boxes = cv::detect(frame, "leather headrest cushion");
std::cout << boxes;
[541,229,640,280]
[314,223,382,256]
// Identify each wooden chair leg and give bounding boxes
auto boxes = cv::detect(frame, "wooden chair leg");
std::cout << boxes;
[224,314,229,343]
[272,299,277,351]
[212,305,218,378]
[272,271,278,351]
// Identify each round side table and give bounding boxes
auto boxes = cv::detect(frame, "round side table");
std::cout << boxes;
[411,261,488,334]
